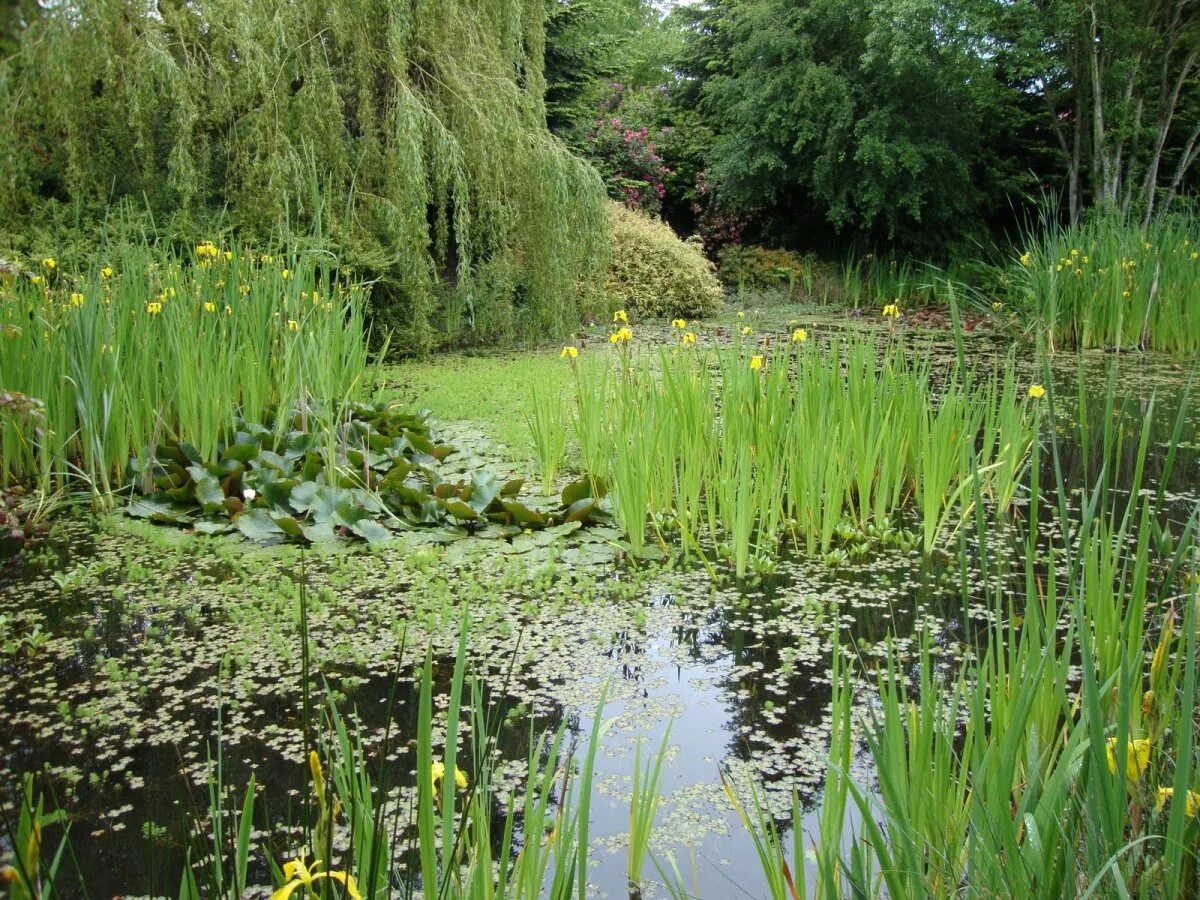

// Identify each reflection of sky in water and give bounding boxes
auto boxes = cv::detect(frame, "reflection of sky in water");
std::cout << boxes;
[1,324,1198,896]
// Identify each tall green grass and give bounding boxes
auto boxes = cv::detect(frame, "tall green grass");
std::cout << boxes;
[1011,210,1200,353]
[572,336,1038,576]
[0,244,377,502]
[719,382,1200,898]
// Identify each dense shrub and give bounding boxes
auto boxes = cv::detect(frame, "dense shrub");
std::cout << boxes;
[605,203,722,318]
[584,116,670,216]
[717,245,812,291]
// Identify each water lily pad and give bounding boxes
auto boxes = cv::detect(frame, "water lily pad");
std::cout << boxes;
[233,508,284,541]
[349,518,392,544]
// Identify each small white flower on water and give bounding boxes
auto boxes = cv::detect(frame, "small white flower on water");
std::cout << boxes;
[243,488,257,501]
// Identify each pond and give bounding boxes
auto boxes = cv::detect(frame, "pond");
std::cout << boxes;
[2,315,1199,897]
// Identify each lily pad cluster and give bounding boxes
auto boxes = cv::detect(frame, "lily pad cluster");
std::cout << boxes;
[125,403,608,544]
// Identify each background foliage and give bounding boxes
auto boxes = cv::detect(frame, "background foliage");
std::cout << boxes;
[0,0,608,354]
[550,0,1200,262]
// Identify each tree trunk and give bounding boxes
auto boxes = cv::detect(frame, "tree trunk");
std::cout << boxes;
[1141,45,1198,224]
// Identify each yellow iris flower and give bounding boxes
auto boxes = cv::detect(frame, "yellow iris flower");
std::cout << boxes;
[1156,787,1200,818]
[271,852,361,900]
[1028,384,1045,399]
[560,345,579,359]
[431,759,469,791]
[749,355,764,371]
[612,309,629,324]
[1106,736,1151,784]
[790,328,807,343]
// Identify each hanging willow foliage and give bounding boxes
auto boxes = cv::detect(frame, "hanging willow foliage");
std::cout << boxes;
[0,0,608,353]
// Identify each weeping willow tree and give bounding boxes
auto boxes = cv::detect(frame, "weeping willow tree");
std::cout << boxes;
[0,0,608,352]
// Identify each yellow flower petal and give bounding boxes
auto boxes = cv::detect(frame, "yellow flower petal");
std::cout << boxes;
[1106,736,1151,783]
[270,880,307,900]
[324,871,363,900]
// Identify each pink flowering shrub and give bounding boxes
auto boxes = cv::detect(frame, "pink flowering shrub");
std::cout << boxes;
[585,116,670,217]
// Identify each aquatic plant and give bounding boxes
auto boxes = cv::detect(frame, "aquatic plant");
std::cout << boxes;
[0,774,68,900]
[627,727,672,892]
[527,385,570,494]
[1010,210,1200,353]
[570,335,1038,575]
[0,245,375,502]
[127,404,605,544]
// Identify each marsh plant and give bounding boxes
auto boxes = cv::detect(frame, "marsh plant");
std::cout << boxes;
[9,398,1199,899]
[527,385,570,494]
[0,244,376,503]
[721,394,1200,898]
[1012,210,1200,354]
[567,334,1038,576]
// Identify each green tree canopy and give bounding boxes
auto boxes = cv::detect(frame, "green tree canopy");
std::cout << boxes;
[677,0,1032,255]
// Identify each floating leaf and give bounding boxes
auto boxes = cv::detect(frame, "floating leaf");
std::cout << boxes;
[563,498,597,524]
[300,522,339,543]
[193,519,234,536]
[442,499,478,520]
[271,514,305,538]
[193,474,226,514]
[222,441,260,463]
[349,518,392,544]
[499,500,547,526]
[127,495,192,523]
[234,508,285,541]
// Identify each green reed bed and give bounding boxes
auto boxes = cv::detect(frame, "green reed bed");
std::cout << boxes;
[721,392,1200,898]
[1012,211,1200,354]
[567,334,1039,576]
[0,245,375,502]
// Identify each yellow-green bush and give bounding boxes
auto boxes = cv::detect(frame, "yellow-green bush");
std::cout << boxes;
[717,245,812,291]
[605,203,723,319]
